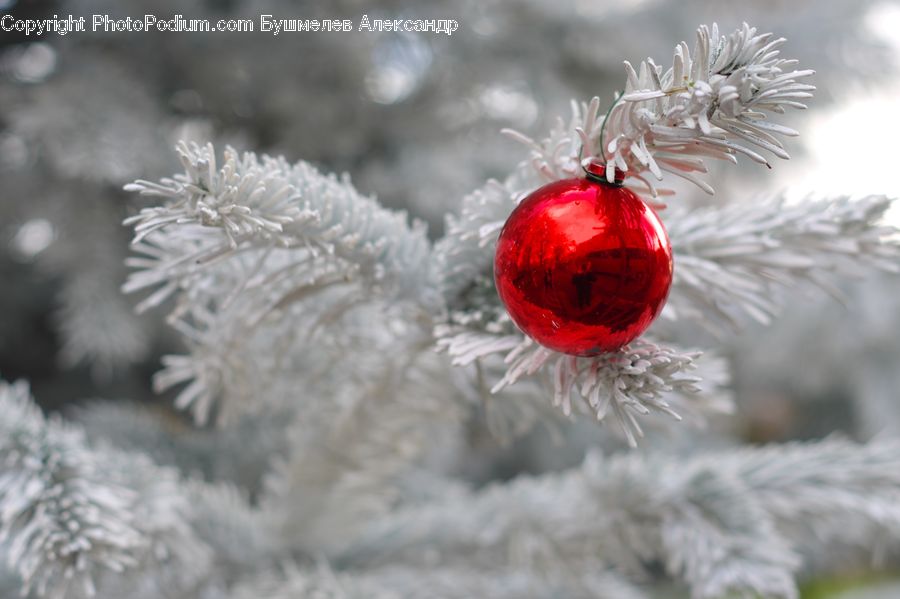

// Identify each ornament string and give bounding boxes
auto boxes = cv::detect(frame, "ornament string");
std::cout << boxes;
[579,91,624,176]
[597,90,624,163]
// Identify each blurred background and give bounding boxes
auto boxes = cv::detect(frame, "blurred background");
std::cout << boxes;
[2,0,900,594]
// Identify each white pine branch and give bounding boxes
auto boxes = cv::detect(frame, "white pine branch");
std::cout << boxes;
[338,438,900,599]
[436,327,726,447]
[124,142,433,295]
[0,379,210,599]
[713,438,900,548]
[123,142,436,424]
[503,24,813,198]
[665,195,900,332]
[603,22,814,194]
[0,381,138,598]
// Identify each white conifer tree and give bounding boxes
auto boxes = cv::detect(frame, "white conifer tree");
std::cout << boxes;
[2,16,900,599]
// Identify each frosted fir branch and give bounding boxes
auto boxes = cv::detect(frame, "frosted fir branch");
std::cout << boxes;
[124,142,433,299]
[123,142,436,423]
[504,24,812,197]
[230,561,650,599]
[0,380,210,599]
[436,326,725,446]
[0,381,139,598]
[604,23,813,194]
[665,195,900,332]
[96,454,213,598]
[499,98,668,202]
[713,438,900,548]
[340,439,900,599]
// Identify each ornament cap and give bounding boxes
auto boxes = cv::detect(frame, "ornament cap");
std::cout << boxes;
[584,159,626,186]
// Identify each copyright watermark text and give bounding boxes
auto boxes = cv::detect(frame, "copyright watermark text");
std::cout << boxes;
[0,13,460,36]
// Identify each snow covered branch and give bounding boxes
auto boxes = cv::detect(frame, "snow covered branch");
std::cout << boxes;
[339,438,900,599]
[665,195,900,332]
[0,380,210,599]
[123,142,437,423]
[711,438,900,549]
[505,23,813,197]
[602,23,814,194]
[436,327,728,446]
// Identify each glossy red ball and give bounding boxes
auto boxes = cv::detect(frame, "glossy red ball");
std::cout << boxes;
[493,176,673,356]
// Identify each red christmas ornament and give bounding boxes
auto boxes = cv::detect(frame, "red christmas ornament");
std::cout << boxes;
[494,162,673,356]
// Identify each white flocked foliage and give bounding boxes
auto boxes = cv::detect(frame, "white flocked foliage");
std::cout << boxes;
[603,23,814,193]
[339,439,900,599]
[0,380,210,599]
[123,141,436,424]
[2,20,900,599]
[665,194,900,332]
